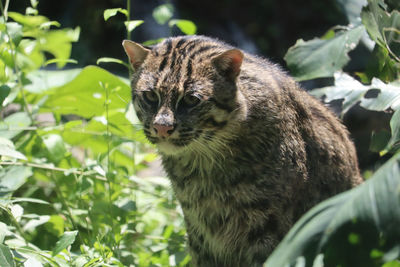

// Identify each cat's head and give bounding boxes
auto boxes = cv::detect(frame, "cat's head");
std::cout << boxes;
[122,36,246,155]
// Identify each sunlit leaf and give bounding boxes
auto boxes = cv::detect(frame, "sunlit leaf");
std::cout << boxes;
[41,134,66,163]
[103,8,128,21]
[41,66,131,118]
[0,244,15,267]
[0,111,33,146]
[96,57,129,68]
[0,166,32,196]
[0,137,27,160]
[168,19,197,35]
[24,68,81,93]
[52,230,78,256]
[311,72,400,115]
[44,58,77,66]
[1,22,23,46]
[124,20,144,33]
[284,26,364,81]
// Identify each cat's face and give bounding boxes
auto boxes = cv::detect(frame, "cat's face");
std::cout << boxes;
[123,36,244,155]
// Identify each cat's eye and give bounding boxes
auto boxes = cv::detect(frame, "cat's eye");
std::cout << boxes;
[182,94,200,108]
[143,91,158,104]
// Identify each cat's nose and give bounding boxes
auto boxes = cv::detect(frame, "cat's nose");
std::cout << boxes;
[153,123,174,137]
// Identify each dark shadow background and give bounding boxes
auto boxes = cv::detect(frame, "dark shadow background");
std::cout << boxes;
[8,0,396,172]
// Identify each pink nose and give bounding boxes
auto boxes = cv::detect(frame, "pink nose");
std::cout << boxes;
[153,124,174,137]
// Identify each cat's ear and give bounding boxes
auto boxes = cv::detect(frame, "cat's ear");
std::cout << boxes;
[122,40,150,69]
[212,49,243,80]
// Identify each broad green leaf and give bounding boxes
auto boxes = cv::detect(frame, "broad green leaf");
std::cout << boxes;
[1,22,23,46]
[24,68,81,93]
[41,134,66,163]
[153,4,174,25]
[8,12,48,28]
[0,244,15,267]
[0,137,27,160]
[103,8,128,21]
[0,85,11,106]
[284,26,364,81]
[168,19,197,35]
[265,152,400,267]
[52,230,78,256]
[41,66,131,118]
[124,20,144,33]
[311,72,400,115]
[0,114,32,139]
[39,27,80,68]
[0,166,32,196]
[360,79,400,111]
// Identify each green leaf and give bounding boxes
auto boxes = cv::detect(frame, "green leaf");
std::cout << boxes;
[0,85,11,106]
[41,66,131,118]
[284,26,364,81]
[96,57,129,68]
[0,244,15,267]
[385,108,400,152]
[265,152,400,266]
[0,222,7,243]
[41,134,67,163]
[336,0,367,25]
[0,112,32,139]
[153,4,174,25]
[361,0,400,59]
[0,137,27,160]
[168,19,197,35]
[44,58,77,66]
[24,68,81,93]
[39,27,80,68]
[103,8,128,21]
[52,230,78,256]
[0,166,32,196]
[2,22,23,46]
[311,72,400,115]
[124,20,144,33]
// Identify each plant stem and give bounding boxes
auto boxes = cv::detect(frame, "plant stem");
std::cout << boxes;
[127,0,131,41]
[0,0,35,124]
[0,161,107,181]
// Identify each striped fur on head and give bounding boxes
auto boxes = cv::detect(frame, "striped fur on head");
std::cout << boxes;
[124,36,248,157]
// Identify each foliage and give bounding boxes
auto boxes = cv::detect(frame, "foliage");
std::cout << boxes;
[0,1,191,266]
[265,0,400,266]
[1,0,399,266]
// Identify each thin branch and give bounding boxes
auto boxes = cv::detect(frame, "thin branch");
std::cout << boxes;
[0,161,107,181]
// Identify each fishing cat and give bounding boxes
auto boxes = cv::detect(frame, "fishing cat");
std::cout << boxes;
[122,35,362,267]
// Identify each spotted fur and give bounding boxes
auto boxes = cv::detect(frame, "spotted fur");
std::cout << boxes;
[123,35,362,267]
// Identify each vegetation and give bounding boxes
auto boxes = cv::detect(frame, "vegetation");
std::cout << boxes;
[0,0,399,267]
[266,0,400,266]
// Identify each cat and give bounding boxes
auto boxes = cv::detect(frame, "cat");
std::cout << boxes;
[122,35,363,267]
